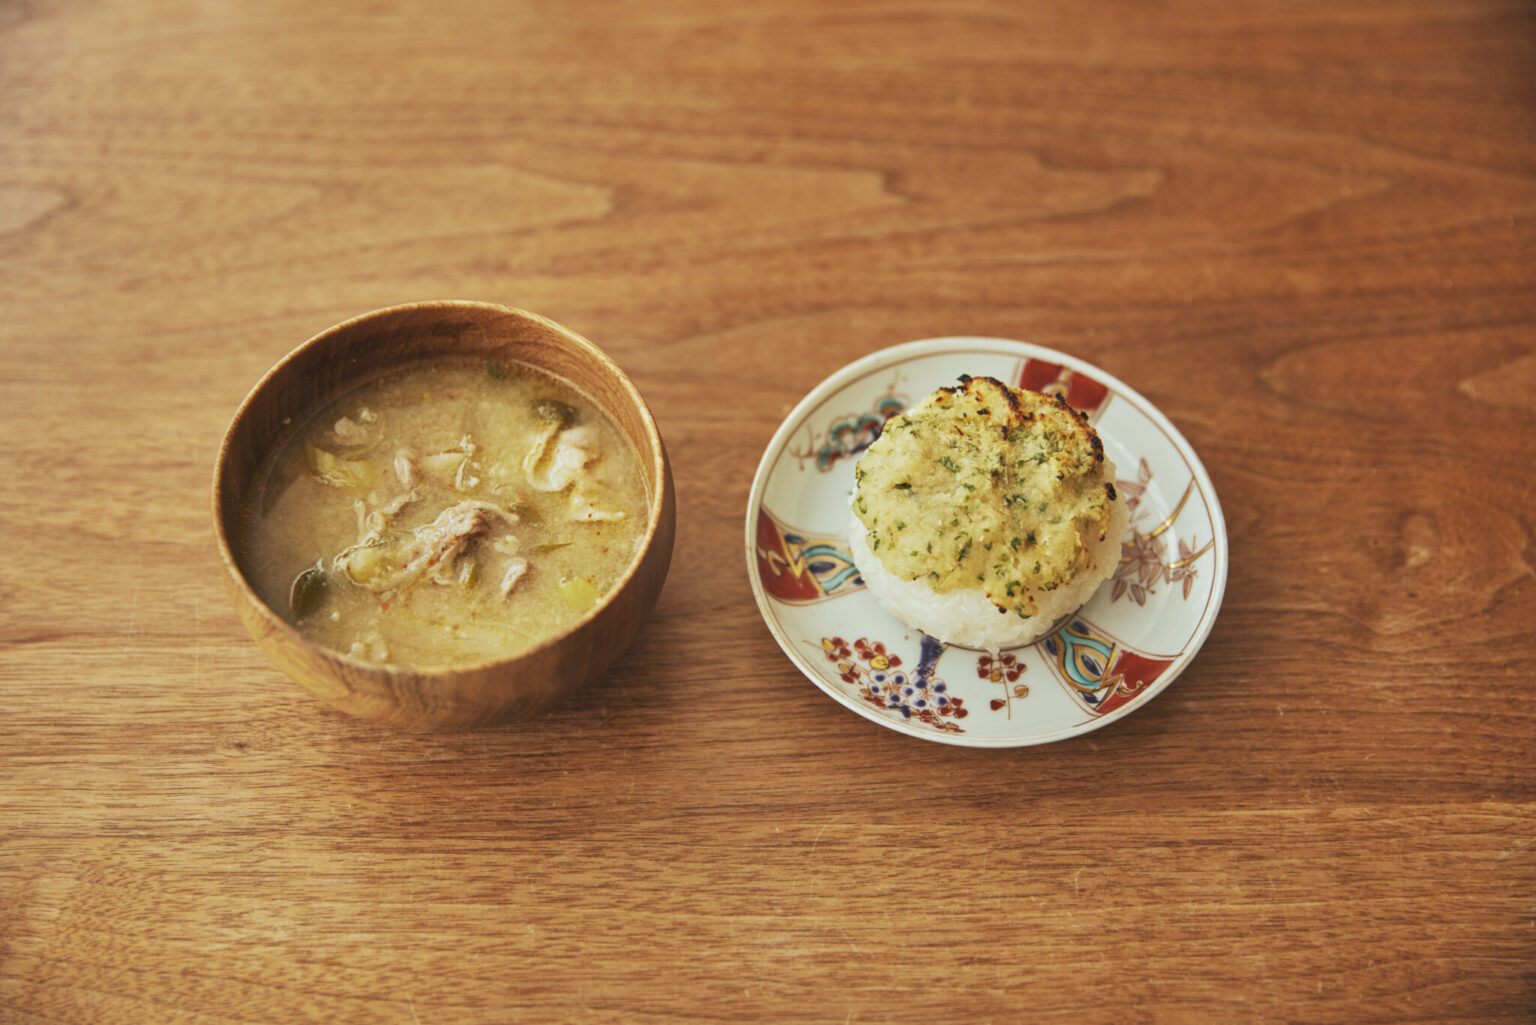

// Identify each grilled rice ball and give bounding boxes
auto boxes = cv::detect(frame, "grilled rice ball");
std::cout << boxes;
[849,374,1128,650]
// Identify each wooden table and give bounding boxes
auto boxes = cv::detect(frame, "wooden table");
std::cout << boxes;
[3,1,1532,1021]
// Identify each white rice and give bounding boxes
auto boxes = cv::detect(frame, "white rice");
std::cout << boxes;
[848,461,1130,653]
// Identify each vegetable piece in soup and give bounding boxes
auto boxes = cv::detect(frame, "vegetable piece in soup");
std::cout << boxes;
[243,360,649,668]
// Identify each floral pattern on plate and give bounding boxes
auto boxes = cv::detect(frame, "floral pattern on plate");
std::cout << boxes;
[818,634,967,734]
[745,338,1228,748]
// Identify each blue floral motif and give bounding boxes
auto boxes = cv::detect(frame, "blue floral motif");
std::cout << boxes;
[818,634,966,732]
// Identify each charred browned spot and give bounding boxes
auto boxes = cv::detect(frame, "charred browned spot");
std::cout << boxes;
[994,383,1026,421]
[1106,482,1117,500]
[963,375,1010,393]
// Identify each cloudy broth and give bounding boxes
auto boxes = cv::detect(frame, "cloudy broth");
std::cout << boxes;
[244,360,648,669]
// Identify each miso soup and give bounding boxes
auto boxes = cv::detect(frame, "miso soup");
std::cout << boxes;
[243,360,649,668]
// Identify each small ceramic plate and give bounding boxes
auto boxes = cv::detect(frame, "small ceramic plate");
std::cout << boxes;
[745,338,1227,747]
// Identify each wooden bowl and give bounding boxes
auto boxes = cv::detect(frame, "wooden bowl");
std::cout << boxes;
[212,301,675,729]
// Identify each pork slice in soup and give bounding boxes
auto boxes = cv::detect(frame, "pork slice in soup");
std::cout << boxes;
[244,360,648,669]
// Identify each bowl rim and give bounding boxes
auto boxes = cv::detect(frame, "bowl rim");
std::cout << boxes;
[211,299,672,678]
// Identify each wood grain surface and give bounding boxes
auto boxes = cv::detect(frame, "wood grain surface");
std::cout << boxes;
[2,0,1533,1022]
